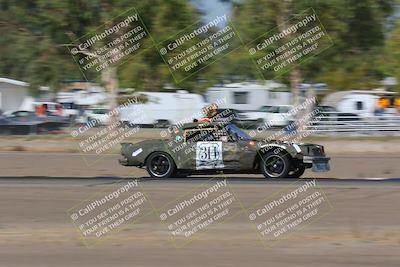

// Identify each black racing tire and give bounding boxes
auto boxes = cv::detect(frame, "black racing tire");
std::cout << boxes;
[287,165,306,178]
[146,152,176,178]
[260,151,291,179]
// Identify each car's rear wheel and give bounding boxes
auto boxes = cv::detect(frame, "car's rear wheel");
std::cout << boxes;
[260,151,291,178]
[287,165,306,178]
[146,152,176,178]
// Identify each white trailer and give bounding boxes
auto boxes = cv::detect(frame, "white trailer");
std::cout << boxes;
[206,81,292,111]
[119,91,207,126]
[0,78,29,113]
[322,90,397,118]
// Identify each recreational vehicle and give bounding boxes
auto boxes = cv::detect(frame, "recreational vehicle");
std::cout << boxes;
[206,81,292,111]
[322,90,397,118]
[119,91,207,127]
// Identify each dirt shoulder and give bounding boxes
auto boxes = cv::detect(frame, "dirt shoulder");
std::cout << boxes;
[2,133,400,155]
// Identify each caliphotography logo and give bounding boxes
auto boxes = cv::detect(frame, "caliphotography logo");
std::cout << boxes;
[67,179,154,246]
[246,178,333,248]
[70,96,149,166]
[156,14,243,83]
[245,7,334,79]
[153,176,246,248]
[68,7,150,79]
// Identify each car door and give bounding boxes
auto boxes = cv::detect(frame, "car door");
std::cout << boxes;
[217,127,240,170]
[209,126,241,170]
[178,127,219,170]
[195,140,226,170]
[220,139,240,170]
[182,127,239,170]
[225,124,257,170]
[264,106,278,124]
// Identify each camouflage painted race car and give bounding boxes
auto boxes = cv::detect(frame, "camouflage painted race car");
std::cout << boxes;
[119,122,330,178]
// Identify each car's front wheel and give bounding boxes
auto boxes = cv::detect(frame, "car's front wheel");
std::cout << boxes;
[260,151,291,178]
[146,152,176,178]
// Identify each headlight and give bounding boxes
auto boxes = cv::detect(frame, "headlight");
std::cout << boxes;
[292,144,302,153]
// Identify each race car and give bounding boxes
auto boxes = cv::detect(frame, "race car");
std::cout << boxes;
[118,122,330,178]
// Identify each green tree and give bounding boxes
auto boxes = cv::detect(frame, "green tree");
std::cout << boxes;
[0,0,202,95]
[381,19,400,92]
[209,0,395,94]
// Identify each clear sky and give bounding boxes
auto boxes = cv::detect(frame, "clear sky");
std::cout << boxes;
[190,0,233,26]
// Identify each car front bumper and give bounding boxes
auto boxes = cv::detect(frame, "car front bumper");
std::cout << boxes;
[302,156,331,172]
[118,155,129,166]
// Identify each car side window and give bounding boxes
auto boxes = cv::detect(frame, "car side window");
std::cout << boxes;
[184,127,233,143]
[212,127,233,142]
[185,128,214,143]
[279,106,290,113]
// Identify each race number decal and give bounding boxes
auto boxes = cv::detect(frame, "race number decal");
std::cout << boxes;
[196,141,224,170]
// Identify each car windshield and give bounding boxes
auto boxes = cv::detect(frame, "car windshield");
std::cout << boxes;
[218,109,241,115]
[14,111,32,117]
[279,106,291,113]
[320,106,336,112]
[62,103,75,109]
[232,109,243,114]
[91,109,108,114]
[225,123,252,141]
[258,106,273,112]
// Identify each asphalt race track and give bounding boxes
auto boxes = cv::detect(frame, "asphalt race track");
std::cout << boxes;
[0,171,399,266]
[1,152,400,266]
[2,152,400,179]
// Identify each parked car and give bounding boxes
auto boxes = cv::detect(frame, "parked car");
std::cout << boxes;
[215,108,260,128]
[244,105,295,127]
[32,102,64,116]
[0,111,69,134]
[85,107,111,126]
[59,102,79,121]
